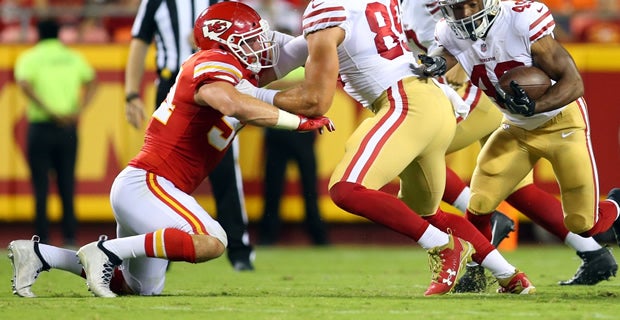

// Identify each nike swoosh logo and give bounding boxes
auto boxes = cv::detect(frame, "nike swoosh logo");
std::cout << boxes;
[561,131,575,138]
[312,1,324,9]
[537,6,543,12]
[491,220,498,246]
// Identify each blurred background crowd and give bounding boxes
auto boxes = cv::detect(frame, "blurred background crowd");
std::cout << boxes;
[1,0,618,44]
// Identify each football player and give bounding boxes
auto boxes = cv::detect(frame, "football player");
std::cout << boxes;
[418,0,620,281]
[402,0,617,291]
[7,2,334,298]
[238,0,535,295]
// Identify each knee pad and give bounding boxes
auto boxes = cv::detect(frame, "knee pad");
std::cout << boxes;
[564,214,592,235]
[329,181,358,211]
[468,192,500,215]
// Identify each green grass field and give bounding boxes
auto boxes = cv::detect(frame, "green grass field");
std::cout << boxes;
[1,245,619,320]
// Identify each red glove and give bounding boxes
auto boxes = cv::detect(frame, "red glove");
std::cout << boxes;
[297,115,335,134]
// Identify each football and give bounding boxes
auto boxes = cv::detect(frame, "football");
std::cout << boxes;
[498,66,551,100]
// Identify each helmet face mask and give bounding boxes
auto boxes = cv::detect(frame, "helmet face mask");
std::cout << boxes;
[438,0,500,41]
[194,2,279,73]
[225,19,279,73]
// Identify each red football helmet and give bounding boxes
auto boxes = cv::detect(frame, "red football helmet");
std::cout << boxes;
[194,1,279,74]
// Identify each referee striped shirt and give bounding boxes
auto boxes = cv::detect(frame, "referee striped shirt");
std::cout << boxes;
[131,0,227,78]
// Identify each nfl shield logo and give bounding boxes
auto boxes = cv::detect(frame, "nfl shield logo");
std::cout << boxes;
[481,43,487,52]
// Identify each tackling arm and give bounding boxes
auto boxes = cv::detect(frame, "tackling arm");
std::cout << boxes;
[197,81,280,126]
[531,35,584,112]
[197,81,334,132]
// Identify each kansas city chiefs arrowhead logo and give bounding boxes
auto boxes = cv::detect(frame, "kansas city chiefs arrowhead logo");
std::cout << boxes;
[202,19,232,39]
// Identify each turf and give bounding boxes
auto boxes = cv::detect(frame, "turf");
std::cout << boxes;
[1,245,619,320]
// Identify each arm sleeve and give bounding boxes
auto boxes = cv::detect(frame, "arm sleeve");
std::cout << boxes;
[273,35,308,79]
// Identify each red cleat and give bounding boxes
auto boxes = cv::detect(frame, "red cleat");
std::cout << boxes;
[497,270,536,294]
[424,234,475,296]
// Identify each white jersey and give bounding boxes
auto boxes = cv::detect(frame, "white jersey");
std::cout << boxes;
[302,0,415,108]
[401,0,441,55]
[435,1,567,130]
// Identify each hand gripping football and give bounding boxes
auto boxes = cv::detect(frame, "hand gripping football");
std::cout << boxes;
[499,66,551,100]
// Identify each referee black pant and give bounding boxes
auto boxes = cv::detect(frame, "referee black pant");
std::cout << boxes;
[27,122,78,244]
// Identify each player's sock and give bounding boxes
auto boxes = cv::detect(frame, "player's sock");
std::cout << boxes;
[37,243,83,275]
[580,200,619,237]
[144,228,196,262]
[424,210,495,264]
[416,225,451,250]
[329,181,429,242]
[99,229,197,263]
[443,167,470,212]
[508,184,603,251]
[480,249,518,279]
[465,210,492,240]
[564,232,602,252]
[98,235,147,260]
[507,184,568,239]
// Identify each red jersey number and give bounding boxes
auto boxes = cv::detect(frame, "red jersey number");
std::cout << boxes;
[470,61,525,105]
[366,0,409,60]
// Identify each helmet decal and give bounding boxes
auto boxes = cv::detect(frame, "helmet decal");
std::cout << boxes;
[202,19,233,43]
[193,2,279,73]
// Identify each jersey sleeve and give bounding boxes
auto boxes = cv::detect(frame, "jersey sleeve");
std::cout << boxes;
[191,50,245,87]
[301,0,346,37]
[433,19,460,56]
[510,1,555,43]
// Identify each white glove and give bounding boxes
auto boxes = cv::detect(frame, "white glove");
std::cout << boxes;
[235,79,278,105]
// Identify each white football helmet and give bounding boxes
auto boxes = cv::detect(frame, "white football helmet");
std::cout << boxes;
[437,0,500,41]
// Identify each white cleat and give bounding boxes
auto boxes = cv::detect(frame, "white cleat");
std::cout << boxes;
[76,236,120,298]
[8,236,49,298]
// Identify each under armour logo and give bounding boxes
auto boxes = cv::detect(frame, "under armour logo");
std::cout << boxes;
[442,268,457,285]
[202,19,232,39]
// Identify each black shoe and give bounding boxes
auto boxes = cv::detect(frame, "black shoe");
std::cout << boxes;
[490,211,516,248]
[232,260,255,272]
[453,265,487,293]
[559,246,618,285]
[607,188,620,247]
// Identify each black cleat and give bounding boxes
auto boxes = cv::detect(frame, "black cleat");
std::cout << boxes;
[453,265,487,293]
[232,260,255,272]
[559,246,618,285]
[490,211,516,248]
[607,188,620,247]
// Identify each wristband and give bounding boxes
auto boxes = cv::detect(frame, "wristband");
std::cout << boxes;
[273,109,301,130]
[255,87,278,105]
[125,92,140,103]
